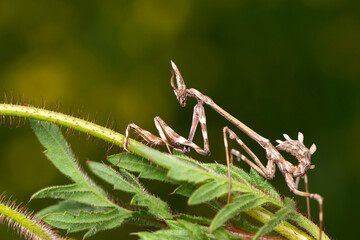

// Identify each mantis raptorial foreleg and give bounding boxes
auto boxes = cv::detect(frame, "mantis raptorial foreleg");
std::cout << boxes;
[124,116,210,156]
[184,102,210,155]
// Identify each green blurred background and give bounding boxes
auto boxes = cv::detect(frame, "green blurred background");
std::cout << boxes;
[0,0,359,239]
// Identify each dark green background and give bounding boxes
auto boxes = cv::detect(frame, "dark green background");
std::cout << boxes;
[0,1,359,239]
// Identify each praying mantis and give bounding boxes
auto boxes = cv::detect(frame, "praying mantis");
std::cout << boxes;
[123,61,324,239]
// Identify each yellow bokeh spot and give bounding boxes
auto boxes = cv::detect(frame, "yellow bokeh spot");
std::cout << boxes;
[2,52,74,103]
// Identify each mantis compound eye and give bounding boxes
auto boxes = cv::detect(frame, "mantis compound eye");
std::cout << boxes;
[179,88,189,106]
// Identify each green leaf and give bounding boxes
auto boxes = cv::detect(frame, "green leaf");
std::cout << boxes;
[188,180,229,205]
[288,206,322,240]
[31,184,114,207]
[30,120,132,238]
[31,120,92,184]
[30,120,118,208]
[212,227,240,240]
[167,163,213,183]
[179,220,207,240]
[128,211,165,228]
[131,147,257,200]
[138,219,240,240]
[138,220,195,239]
[210,193,268,231]
[253,198,296,240]
[132,147,211,183]
[107,153,178,184]
[36,200,109,218]
[173,183,197,197]
[206,163,251,184]
[174,214,211,225]
[249,169,280,201]
[42,208,129,238]
[138,220,209,240]
[231,216,260,233]
[189,178,251,205]
[88,161,172,218]
[138,231,189,240]
[173,184,224,211]
[172,149,188,157]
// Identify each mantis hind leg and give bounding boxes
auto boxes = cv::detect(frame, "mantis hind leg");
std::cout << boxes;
[285,173,323,240]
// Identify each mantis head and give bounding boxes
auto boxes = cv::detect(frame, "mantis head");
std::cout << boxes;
[170,60,187,107]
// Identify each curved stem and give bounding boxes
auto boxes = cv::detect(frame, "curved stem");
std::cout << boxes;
[0,200,59,240]
[0,104,124,146]
[245,208,315,240]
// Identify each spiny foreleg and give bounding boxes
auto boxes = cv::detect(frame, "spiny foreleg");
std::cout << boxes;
[184,102,210,155]
[124,117,210,156]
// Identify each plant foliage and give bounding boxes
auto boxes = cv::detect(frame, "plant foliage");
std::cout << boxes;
[30,119,131,238]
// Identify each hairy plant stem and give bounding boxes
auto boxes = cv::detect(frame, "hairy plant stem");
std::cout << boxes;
[0,104,329,240]
[0,201,57,240]
[245,208,312,240]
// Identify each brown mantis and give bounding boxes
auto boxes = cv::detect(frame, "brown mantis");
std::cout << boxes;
[123,61,324,239]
